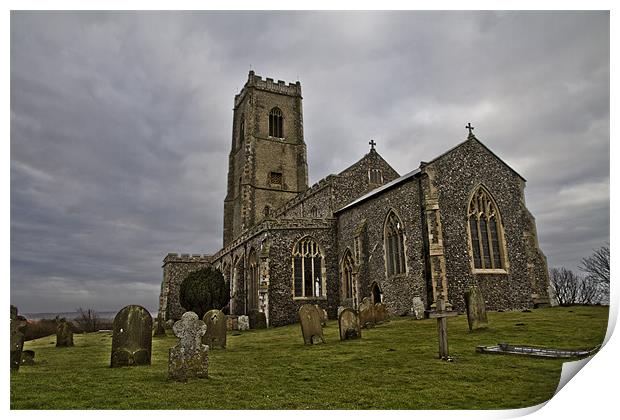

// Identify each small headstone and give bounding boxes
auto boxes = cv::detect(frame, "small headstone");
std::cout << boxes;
[110,305,153,367]
[56,320,74,347]
[358,297,376,328]
[464,285,488,331]
[248,309,267,329]
[412,296,426,320]
[226,315,238,331]
[10,306,27,372]
[165,319,175,329]
[338,308,361,341]
[202,309,227,349]
[374,303,389,323]
[298,304,325,345]
[153,316,166,337]
[169,311,209,381]
[337,306,346,319]
[237,315,250,331]
[20,350,35,365]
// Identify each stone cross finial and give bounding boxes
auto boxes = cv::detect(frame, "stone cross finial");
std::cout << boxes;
[369,139,376,150]
[173,312,207,351]
[466,123,475,136]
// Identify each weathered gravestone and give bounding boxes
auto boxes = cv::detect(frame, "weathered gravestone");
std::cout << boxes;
[110,305,153,367]
[237,315,250,331]
[248,309,267,329]
[226,315,238,331]
[337,306,346,319]
[375,303,389,324]
[412,296,426,320]
[358,297,376,328]
[165,319,175,329]
[338,308,362,341]
[10,305,27,371]
[169,311,209,381]
[299,304,325,345]
[56,320,74,347]
[20,350,35,365]
[153,316,166,337]
[464,285,488,331]
[202,309,227,349]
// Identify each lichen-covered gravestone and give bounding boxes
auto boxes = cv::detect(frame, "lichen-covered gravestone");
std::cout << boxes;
[412,296,426,320]
[464,285,488,331]
[248,309,267,329]
[56,320,74,347]
[298,304,325,345]
[358,297,376,328]
[337,306,346,319]
[226,315,238,331]
[110,305,153,367]
[202,309,227,349]
[374,303,389,324]
[10,305,27,371]
[169,311,209,381]
[338,308,362,341]
[237,315,250,331]
[315,306,328,327]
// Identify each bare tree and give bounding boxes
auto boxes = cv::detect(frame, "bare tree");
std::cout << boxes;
[549,267,580,306]
[73,307,101,333]
[577,275,604,305]
[579,245,610,286]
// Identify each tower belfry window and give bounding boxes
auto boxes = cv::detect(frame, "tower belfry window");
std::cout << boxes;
[269,107,284,138]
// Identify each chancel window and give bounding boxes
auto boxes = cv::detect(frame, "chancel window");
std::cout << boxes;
[341,250,354,300]
[385,211,406,276]
[467,186,506,271]
[269,107,284,138]
[292,237,324,298]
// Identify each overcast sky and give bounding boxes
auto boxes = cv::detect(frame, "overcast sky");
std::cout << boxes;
[10,11,609,313]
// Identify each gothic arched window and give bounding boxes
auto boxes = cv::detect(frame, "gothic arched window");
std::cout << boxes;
[292,237,325,298]
[467,186,507,271]
[310,206,318,218]
[341,249,354,300]
[239,114,245,145]
[248,249,259,310]
[269,107,283,138]
[384,210,406,277]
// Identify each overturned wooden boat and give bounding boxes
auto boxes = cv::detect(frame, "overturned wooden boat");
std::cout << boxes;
[476,343,600,359]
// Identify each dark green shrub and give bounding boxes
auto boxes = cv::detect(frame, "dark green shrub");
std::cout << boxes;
[179,267,229,319]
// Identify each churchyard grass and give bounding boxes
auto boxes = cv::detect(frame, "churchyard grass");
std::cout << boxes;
[11,305,608,409]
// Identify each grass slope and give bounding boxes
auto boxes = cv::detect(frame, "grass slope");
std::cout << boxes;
[11,306,608,409]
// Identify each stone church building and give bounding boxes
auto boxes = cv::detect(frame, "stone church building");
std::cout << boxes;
[158,71,550,327]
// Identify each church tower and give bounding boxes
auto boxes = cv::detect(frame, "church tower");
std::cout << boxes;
[223,71,309,246]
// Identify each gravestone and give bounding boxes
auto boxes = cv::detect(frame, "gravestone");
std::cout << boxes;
[338,308,362,341]
[464,285,488,331]
[298,304,325,345]
[153,316,166,337]
[202,309,227,349]
[20,350,35,365]
[169,311,209,381]
[412,296,426,320]
[248,309,267,329]
[237,315,250,331]
[337,306,346,319]
[10,305,27,371]
[56,320,74,347]
[375,303,389,324]
[358,297,376,328]
[110,305,153,367]
[165,319,175,329]
[226,315,238,331]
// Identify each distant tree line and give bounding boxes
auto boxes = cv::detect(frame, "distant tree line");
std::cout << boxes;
[550,245,609,306]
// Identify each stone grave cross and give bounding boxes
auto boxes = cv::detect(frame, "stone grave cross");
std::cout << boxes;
[428,294,458,360]
[173,312,207,352]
